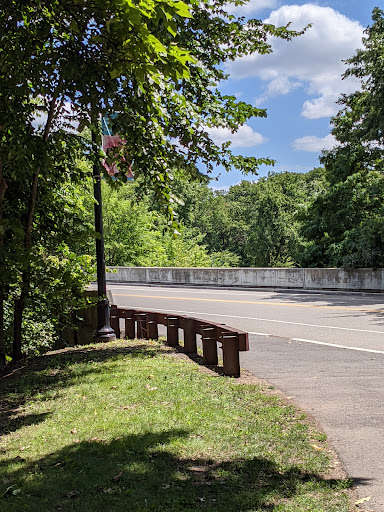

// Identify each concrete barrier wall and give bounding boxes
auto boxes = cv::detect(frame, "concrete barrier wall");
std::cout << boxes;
[303,268,384,291]
[106,267,384,292]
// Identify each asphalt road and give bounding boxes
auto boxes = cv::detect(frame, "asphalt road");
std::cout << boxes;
[109,283,384,511]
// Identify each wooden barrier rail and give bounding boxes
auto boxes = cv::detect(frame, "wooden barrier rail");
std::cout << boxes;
[110,305,249,378]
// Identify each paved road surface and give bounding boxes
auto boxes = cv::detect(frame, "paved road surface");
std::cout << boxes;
[110,283,384,511]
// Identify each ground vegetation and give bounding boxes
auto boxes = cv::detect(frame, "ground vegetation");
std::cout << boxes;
[0,339,354,511]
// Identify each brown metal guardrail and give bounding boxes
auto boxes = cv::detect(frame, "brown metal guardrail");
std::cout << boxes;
[110,305,249,378]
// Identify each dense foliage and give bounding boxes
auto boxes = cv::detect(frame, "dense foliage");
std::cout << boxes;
[149,168,327,269]
[95,168,326,269]
[0,0,301,361]
[82,179,228,268]
[301,8,384,268]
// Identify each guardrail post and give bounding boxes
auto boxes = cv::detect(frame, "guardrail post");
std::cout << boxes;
[122,310,136,340]
[238,332,249,351]
[110,305,120,339]
[183,317,197,354]
[201,325,218,365]
[147,312,159,340]
[156,312,167,326]
[220,332,240,378]
[167,316,179,346]
[137,313,148,339]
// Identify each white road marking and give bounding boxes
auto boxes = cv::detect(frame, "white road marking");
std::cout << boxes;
[111,302,384,354]
[291,338,384,355]
[116,306,384,335]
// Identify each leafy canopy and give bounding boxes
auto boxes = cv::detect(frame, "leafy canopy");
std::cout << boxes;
[302,8,384,268]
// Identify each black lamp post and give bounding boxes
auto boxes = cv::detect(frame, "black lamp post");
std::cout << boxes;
[92,122,116,342]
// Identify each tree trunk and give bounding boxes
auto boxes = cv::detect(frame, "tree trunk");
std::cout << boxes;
[0,288,5,368]
[12,169,39,361]
[12,95,57,361]
[0,284,6,368]
[0,161,7,366]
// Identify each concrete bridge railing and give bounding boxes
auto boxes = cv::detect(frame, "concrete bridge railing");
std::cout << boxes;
[106,267,384,292]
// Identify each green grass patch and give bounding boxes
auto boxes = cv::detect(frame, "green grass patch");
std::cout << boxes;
[0,340,353,511]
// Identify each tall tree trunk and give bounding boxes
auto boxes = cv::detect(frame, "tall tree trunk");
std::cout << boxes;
[0,286,5,368]
[12,97,57,361]
[0,161,7,366]
[12,170,39,360]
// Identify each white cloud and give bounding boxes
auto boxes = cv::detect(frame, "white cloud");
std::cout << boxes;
[255,75,301,105]
[209,183,232,191]
[292,133,336,152]
[32,111,48,130]
[225,0,278,16]
[207,124,267,148]
[301,95,339,120]
[227,4,364,119]
[32,101,79,132]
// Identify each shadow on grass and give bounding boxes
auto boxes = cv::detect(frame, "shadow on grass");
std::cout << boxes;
[0,343,165,437]
[1,430,349,512]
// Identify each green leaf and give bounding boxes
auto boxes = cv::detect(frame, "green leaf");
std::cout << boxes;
[172,1,193,18]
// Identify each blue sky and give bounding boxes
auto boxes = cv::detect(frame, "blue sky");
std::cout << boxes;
[209,0,379,188]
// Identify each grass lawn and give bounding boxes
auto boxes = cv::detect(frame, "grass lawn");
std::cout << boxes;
[0,339,355,511]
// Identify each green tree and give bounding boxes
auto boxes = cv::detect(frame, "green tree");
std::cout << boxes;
[302,8,384,268]
[1,172,96,359]
[168,178,245,265]
[229,170,326,267]
[1,0,201,360]
[1,0,303,360]
[115,173,242,267]
[98,181,214,267]
[171,170,326,268]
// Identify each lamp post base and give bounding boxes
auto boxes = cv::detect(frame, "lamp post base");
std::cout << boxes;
[93,299,116,342]
[93,329,116,343]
